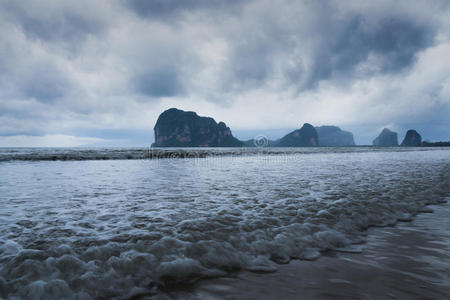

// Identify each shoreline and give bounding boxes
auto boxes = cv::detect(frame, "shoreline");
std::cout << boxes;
[158,199,450,299]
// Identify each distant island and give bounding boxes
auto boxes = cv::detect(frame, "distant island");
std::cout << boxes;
[316,126,355,146]
[153,108,244,147]
[422,141,450,147]
[152,108,448,147]
[244,125,355,147]
[401,129,422,147]
[373,128,398,146]
[276,123,319,147]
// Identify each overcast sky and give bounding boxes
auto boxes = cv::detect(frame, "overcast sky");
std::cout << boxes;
[1,0,449,146]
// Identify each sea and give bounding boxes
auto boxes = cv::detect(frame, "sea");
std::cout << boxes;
[0,147,449,299]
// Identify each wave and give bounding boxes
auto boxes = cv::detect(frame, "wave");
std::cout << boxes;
[0,146,439,162]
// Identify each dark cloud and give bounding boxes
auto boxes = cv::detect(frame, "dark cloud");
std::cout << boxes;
[0,1,106,45]
[0,34,70,103]
[332,16,435,73]
[125,0,245,20]
[21,65,70,102]
[224,8,437,92]
[134,66,183,97]
[229,40,273,87]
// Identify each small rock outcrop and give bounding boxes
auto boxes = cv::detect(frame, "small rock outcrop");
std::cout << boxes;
[372,128,398,146]
[401,129,422,147]
[153,108,244,147]
[316,126,355,146]
[276,123,318,147]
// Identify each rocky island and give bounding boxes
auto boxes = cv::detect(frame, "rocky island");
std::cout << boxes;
[153,108,244,147]
[276,123,319,147]
[315,126,355,146]
[401,129,422,147]
[152,109,440,148]
[373,128,398,146]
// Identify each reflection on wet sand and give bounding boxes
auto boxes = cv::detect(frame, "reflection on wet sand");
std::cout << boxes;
[171,201,450,300]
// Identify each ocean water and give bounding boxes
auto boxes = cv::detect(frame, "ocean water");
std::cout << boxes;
[0,147,449,299]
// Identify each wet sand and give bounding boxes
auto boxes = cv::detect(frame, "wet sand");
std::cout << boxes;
[165,199,450,300]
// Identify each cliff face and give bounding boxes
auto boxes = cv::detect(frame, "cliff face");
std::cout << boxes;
[372,128,398,146]
[315,126,355,146]
[401,129,422,146]
[153,108,244,147]
[276,123,318,147]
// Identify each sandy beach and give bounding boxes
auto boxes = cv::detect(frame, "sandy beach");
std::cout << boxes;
[166,199,450,300]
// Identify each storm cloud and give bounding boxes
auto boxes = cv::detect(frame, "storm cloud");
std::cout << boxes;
[0,0,449,146]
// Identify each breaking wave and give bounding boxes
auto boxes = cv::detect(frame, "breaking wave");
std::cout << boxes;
[0,146,441,161]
